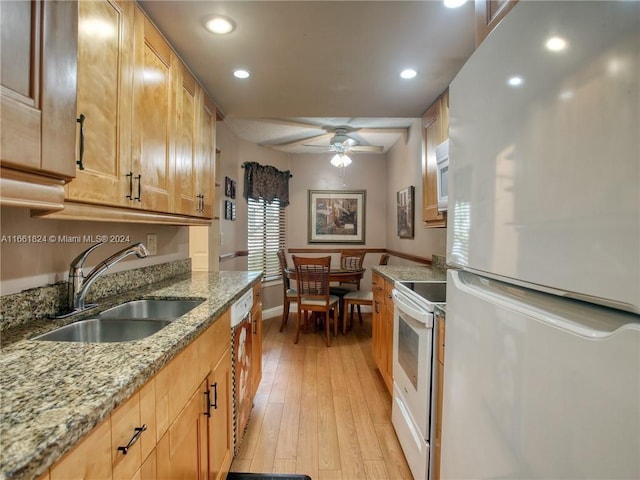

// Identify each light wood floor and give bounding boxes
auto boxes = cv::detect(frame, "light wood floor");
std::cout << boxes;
[229,312,413,480]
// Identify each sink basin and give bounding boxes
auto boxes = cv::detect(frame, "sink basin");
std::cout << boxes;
[98,299,203,320]
[34,318,172,343]
[34,299,203,343]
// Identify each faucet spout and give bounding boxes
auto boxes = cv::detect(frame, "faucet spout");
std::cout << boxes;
[67,242,150,313]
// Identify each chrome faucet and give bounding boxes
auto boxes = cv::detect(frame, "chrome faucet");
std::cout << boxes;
[66,242,150,314]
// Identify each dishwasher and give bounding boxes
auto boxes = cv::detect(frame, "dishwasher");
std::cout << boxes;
[230,289,254,454]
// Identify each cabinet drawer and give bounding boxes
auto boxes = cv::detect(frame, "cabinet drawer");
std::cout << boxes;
[112,391,144,479]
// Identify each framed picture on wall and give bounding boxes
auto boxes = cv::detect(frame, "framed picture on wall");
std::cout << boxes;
[308,190,366,244]
[397,186,414,238]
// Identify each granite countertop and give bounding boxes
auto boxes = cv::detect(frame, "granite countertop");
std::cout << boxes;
[372,265,448,313]
[0,271,261,480]
[371,264,447,283]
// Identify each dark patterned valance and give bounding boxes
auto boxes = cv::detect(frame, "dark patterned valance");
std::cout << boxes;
[242,161,292,207]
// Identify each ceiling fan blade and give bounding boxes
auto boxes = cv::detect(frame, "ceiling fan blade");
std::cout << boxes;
[350,145,384,153]
[263,132,332,148]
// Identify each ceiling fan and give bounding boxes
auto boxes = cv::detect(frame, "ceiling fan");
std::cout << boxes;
[260,119,410,155]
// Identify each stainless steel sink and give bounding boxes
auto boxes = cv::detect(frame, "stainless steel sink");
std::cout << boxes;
[34,299,203,343]
[98,299,203,320]
[34,318,172,343]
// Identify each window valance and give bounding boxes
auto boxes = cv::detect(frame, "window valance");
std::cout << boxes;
[242,161,292,207]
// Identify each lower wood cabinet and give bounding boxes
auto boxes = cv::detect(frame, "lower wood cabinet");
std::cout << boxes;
[372,273,394,394]
[250,283,263,399]
[208,351,232,480]
[45,307,235,480]
[156,378,208,479]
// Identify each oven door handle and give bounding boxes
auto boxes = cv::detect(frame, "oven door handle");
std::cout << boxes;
[392,289,433,327]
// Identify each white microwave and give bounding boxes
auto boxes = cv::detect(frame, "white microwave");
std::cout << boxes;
[435,139,449,212]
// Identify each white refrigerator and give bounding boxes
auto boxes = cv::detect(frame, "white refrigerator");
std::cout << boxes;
[443,1,640,479]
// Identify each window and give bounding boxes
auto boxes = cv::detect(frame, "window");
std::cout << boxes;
[247,197,286,281]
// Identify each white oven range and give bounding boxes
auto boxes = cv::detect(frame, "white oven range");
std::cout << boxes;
[391,281,446,480]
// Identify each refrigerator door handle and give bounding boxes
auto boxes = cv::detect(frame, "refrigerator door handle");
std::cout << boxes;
[452,271,640,340]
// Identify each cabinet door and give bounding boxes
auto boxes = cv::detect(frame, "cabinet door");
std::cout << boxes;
[50,417,112,480]
[475,0,518,46]
[0,0,77,178]
[195,95,216,218]
[173,60,198,215]
[371,273,385,375]
[132,7,173,213]
[422,91,448,228]
[208,351,233,480]
[383,279,395,393]
[66,0,134,207]
[156,379,207,480]
[250,284,263,398]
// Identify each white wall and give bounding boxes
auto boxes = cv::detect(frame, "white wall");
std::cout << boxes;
[385,119,447,264]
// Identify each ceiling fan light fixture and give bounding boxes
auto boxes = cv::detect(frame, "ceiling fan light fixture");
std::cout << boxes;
[204,15,235,34]
[331,154,352,168]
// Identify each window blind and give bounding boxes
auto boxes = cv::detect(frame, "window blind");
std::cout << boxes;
[247,197,286,281]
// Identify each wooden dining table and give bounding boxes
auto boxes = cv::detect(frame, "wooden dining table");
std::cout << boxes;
[284,267,365,284]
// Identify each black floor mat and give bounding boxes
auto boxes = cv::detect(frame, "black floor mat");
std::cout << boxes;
[226,474,311,480]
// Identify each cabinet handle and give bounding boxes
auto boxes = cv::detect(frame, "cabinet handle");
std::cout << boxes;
[117,424,147,455]
[134,174,142,202]
[126,172,133,200]
[200,194,205,212]
[204,389,211,417]
[374,301,379,314]
[76,114,86,170]
[210,382,218,410]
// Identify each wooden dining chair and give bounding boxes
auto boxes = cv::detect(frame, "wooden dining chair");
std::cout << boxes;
[342,252,390,334]
[329,249,366,327]
[277,249,297,332]
[292,255,340,347]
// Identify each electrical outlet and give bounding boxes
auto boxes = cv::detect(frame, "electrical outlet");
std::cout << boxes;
[146,234,157,255]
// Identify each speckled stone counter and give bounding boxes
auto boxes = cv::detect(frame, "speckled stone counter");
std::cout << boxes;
[371,264,447,283]
[0,270,261,480]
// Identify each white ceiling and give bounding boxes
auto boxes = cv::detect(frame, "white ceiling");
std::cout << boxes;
[138,1,476,153]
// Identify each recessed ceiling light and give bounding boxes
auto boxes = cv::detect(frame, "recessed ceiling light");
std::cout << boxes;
[443,0,468,8]
[205,15,235,34]
[545,36,568,52]
[233,69,250,79]
[508,76,524,87]
[400,69,417,79]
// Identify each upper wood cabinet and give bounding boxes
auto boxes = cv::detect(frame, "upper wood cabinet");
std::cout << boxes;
[131,6,173,214]
[173,60,198,216]
[196,96,217,218]
[475,0,518,46]
[422,90,449,228]
[66,0,134,207]
[0,0,78,209]
[64,3,215,221]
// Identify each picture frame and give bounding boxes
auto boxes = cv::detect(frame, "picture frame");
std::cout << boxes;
[397,186,415,239]
[224,177,231,197]
[224,200,233,220]
[308,190,366,244]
